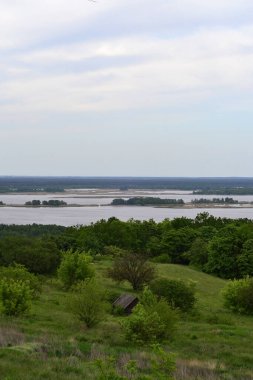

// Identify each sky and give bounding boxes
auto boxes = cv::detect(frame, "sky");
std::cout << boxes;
[1,0,253,177]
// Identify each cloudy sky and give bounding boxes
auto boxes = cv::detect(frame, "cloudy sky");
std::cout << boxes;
[1,0,253,176]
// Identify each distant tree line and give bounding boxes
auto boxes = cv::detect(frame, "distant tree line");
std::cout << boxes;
[1,213,253,279]
[192,197,238,204]
[111,197,184,206]
[194,188,253,195]
[25,200,67,207]
[1,176,253,192]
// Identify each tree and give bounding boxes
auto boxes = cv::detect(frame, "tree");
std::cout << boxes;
[107,253,155,290]
[58,250,94,289]
[123,288,177,344]
[70,279,108,328]
[188,237,209,269]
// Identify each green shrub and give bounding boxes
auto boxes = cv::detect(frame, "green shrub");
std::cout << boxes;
[70,279,108,328]
[222,277,253,314]
[0,264,41,298]
[58,250,94,289]
[150,278,196,312]
[0,278,32,316]
[123,288,177,344]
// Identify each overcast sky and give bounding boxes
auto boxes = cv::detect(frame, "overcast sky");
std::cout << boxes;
[1,0,253,176]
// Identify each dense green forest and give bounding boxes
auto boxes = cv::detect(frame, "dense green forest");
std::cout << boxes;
[1,213,253,278]
[1,176,253,193]
[111,197,242,206]
[111,197,185,206]
[25,200,67,207]
[0,215,253,379]
[191,197,239,204]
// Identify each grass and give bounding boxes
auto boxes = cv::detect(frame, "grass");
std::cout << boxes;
[0,261,253,379]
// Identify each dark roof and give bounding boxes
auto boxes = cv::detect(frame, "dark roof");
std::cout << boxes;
[113,294,138,309]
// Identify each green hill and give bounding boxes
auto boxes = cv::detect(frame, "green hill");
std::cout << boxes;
[0,262,252,379]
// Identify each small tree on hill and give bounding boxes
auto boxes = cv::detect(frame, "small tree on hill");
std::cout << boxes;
[58,250,94,289]
[107,253,155,290]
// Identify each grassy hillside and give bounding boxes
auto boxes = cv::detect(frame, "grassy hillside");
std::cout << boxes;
[0,262,253,379]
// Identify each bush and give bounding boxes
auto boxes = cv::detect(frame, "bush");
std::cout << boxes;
[222,277,253,314]
[58,250,94,289]
[150,278,196,312]
[0,279,32,316]
[123,288,177,344]
[70,279,108,328]
[0,264,41,298]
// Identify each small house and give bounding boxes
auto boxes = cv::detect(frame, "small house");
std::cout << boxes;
[113,294,139,314]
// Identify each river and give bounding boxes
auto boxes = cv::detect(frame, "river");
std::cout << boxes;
[1,190,253,226]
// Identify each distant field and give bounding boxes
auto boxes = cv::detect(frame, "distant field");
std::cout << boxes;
[0,261,252,380]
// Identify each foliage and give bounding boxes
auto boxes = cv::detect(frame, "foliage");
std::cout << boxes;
[150,278,196,312]
[108,253,155,291]
[123,288,177,344]
[111,197,184,206]
[0,236,60,274]
[188,237,208,268]
[205,226,243,278]
[0,264,41,298]
[222,277,253,314]
[161,227,197,264]
[103,245,129,257]
[58,250,94,289]
[70,279,108,328]
[0,278,32,316]
[93,344,175,380]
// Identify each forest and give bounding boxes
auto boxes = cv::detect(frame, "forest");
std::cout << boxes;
[0,214,253,379]
[2,176,253,194]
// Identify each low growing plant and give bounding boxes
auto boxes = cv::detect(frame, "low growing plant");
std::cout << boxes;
[92,344,175,380]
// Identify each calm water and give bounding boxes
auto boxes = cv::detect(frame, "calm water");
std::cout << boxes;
[1,206,253,226]
[1,191,253,226]
[1,191,253,205]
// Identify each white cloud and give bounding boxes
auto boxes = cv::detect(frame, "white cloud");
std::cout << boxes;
[1,24,253,116]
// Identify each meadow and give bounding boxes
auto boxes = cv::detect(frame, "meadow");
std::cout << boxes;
[0,261,252,380]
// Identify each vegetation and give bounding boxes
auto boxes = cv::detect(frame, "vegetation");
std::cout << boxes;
[25,200,67,206]
[192,197,238,204]
[124,287,177,344]
[2,175,253,193]
[150,278,196,312]
[58,250,94,289]
[112,197,184,206]
[108,253,156,290]
[0,264,41,298]
[0,278,32,316]
[0,236,60,274]
[222,277,253,315]
[70,279,108,328]
[0,216,253,378]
